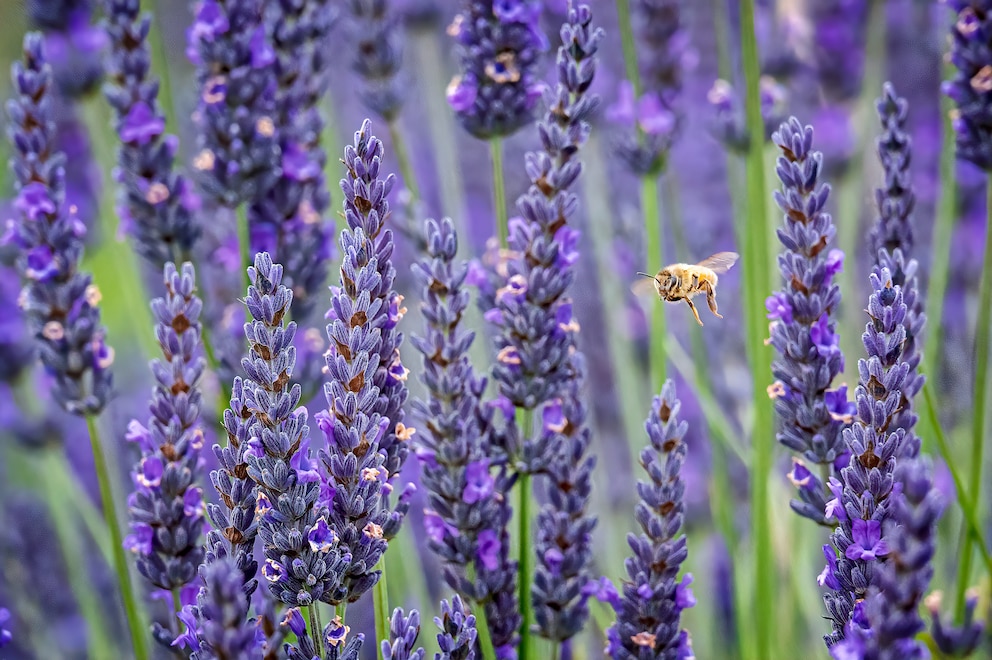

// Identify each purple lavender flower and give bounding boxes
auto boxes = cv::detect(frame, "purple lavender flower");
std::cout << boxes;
[486,2,601,470]
[382,608,426,660]
[808,0,870,103]
[766,118,849,526]
[317,120,411,602]
[247,0,336,322]
[927,589,985,656]
[181,555,263,659]
[347,0,406,120]
[38,6,106,98]
[822,266,925,647]
[608,0,690,174]
[944,1,992,170]
[410,217,520,653]
[27,0,91,30]
[188,0,281,205]
[0,607,11,648]
[0,259,34,384]
[705,76,787,153]
[606,380,695,659]
[124,262,206,593]
[434,595,477,660]
[446,0,546,138]
[102,0,200,268]
[870,83,915,259]
[283,608,364,660]
[6,33,114,415]
[237,252,350,607]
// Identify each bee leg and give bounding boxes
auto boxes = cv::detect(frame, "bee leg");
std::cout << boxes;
[705,284,723,319]
[685,298,704,326]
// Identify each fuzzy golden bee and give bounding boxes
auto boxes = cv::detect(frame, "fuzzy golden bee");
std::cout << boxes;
[636,252,739,326]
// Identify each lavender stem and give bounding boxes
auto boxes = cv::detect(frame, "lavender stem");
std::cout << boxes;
[237,203,251,292]
[490,138,509,247]
[374,557,390,659]
[308,606,322,656]
[86,414,149,660]
[516,408,534,660]
[388,119,420,201]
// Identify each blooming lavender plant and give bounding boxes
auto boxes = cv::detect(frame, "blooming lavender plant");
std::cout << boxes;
[283,607,364,660]
[821,265,925,647]
[347,0,405,120]
[247,0,335,322]
[766,117,851,526]
[434,595,477,660]
[124,262,206,594]
[178,555,262,659]
[188,0,280,206]
[943,0,992,170]
[5,32,114,415]
[102,0,200,268]
[411,217,520,655]
[870,83,915,259]
[238,252,350,607]
[317,119,412,602]
[705,76,787,153]
[446,0,546,138]
[606,380,695,659]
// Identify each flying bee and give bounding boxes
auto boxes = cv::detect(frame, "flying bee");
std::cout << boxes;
[636,251,740,326]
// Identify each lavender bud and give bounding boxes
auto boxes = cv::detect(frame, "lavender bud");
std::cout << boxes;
[705,76,787,154]
[347,0,406,120]
[766,117,849,526]
[186,556,264,659]
[124,262,206,592]
[283,608,365,660]
[927,589,985,656]
[446,0,546,139]
[434,595,477,660]
[870,83,915,259]
[382,608,426,660]
[606,380,696,659]
[6,32,114,416]
[944,0,992,170]
[102,0,200,268]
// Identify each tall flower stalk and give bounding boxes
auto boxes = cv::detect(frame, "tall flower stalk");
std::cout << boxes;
[5,32,147,660]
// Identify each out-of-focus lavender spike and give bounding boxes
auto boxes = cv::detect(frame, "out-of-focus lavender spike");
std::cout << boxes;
[347,0,406,120]
[27,0,92,30]
[0,259,34,384]
[927,589,985,656]
[446,0,546,139]
[434,595,477,660]
[188,0,281,206]
[382,608,426,660]
[411,217,519,651]
[317,120,411,603]
[180,555,264,659]
[822,265,924,648]
[124,262,206,593]
[34,4,106,98]
[239,253,350,607]
[943,1,992,169]
[808,0,870,103]
[0,607,11,648]
[607,0,689,174]
[766,118,850,527]
[6,32,114,416]
[247,0,336,322]
[870,83,915,259]
[705,76,787,153]
[606,380,696,659]
[102,0,200,268]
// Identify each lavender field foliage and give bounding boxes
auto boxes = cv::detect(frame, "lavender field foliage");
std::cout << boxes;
[0,0,990,659]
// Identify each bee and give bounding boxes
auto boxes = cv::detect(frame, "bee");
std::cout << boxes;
[636,252,739,326]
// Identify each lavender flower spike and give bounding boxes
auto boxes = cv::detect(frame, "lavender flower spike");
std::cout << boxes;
[247,0,336,321]
[927,589,985,656]
[317,119,412,603]
[870,83,915,259]
[0,607,11,648]
[411,217,520,654]
[184,556,263,660]
[606,380,695,659]
[821,266,925,647]
[766,117,851,527]
[102,0,200,268]
[284,607,364,660]
[944,0,992,170]
[240,252,349,607]
[188,0,280,205]
[446,0,546,138]
[124,262,206,592]
[434,595,477,660]
[5,32,114,415]
[348,0,406,120]
[382,608,426,660]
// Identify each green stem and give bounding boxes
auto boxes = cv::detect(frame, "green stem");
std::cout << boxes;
[739,1,775,659]
[171,588,182,620]
[388,119,420,202]
[374,557,390,658]
[86,415,150,660]
[613,0,641,96]
[517,469,534,660]
[466,564,498,660]
[643,176,667,388]
[308,605,322,656]
[237,203,251,290]
[51,450,113,566]
[313,603,325,651]
[710,0,733,82]
[40,449,116,658]
[490,138,509,247]
[335,602,348,623]
[921,384,992,574]
[148,0,179,138]
[955,175,992,617]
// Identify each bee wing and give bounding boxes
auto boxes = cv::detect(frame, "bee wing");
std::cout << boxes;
[630,278,656,299]
[696,251,740,274]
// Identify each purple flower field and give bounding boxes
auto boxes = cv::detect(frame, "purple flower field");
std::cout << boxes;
[0,0,989,658]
